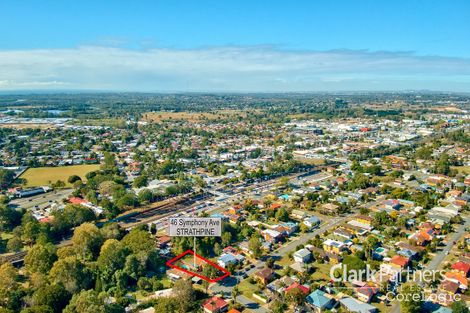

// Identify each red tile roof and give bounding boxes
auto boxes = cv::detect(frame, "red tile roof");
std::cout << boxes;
[390,255,409,268]
[452,261,470,276]
[285,282,310,295]
[202,296,228,312]
[69,197,88,204]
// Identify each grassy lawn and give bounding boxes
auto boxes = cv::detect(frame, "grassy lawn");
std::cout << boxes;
[277,255,294,267]
[143,110,250,122]
[294,157,326,166]
[73,118,126,128]
[452,166,470,175]
[20,164,100,187]
[237,279,260,298]
[310,262,334,282]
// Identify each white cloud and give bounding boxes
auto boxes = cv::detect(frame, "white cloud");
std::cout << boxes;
[0,46,469,91]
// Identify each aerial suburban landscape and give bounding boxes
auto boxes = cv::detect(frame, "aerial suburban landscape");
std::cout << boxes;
[1,1,470,313]
[0,92,469,313]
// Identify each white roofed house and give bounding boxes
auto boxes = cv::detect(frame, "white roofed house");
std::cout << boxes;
[217,253,244,268]
[262,229,283,243]
[293,248,312,263]
[303,216,321,229]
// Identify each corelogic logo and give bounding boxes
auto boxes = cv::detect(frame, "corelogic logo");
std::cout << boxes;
[389,287,462,303]
[329,263,446,285]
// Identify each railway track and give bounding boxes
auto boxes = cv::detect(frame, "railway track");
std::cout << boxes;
[120,192,213,228]
[0,251,27,265]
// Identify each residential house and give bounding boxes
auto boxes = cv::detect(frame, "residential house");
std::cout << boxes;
[409,228,434,246]
[267,276,297,294]
[334,227,354,240]
[306,289,335,312]
[156,235,171,249]
[339,297,378,313]
[444,272,468,291]
[285,282,310,295]
[303,216,321,229]
[320,203,339,215]
[202,296,229,313]
[254,268,275,285]
[437,280,460,306]
[291,209,308,220]
[451,261,470,277]
[293,248,312,263]
[390,255,410,269]
[323,239,346,254]
[262,229,283,243]
[354,215,373,226]
[275,222,298,236]
[217,253,244,268]
[356,286,379,303]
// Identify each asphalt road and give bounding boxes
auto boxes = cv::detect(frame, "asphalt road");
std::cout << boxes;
[9,189,73,210]
[425,216,470,272]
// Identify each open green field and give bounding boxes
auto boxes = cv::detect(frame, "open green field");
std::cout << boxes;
[20,164,100,187]
[293,157,326,166]
[452,166,470,175]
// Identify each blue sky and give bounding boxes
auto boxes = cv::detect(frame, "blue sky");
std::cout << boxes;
[0,0,469,92]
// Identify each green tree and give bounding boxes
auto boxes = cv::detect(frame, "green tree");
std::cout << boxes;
[399,282,423,313]
[63,290,105,313]
[0,263,19,307]
[22,220,41,246]
[231,285,240,301]
[101,222,123,240]
[71,223,103,260]
[173,279,195,312]
[434,153,451,175]
[133,176,148,188]
[97,239,128,288]
[221,231,232,247]
[286,287,305,306]
[121,229,153,254]
[67,175,82,184]
[270,300,287,313]
[31,284,71,313]
[49,257,93,293]
[25,242,57,274]
[102,152,117,172]
[342,255,366,278]
[275,207,289,222]
[451,301,469,313]
[116,193,138,211]
[6,236,23,252]
[249,235,262,258]
[137,189,154,204]
[21,306,54,313]
[0,206,23,231]
[154,297,179,313]
[0,169,15,189]
[363,235,379,260]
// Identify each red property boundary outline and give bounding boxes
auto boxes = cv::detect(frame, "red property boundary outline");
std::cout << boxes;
[166,249,231,282]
